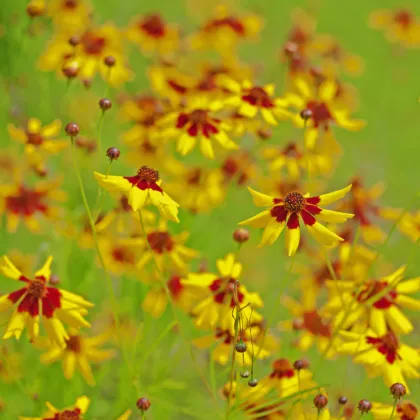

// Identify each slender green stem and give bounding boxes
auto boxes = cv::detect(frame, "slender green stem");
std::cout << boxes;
[389,399,397,420]
[97,112,105,166]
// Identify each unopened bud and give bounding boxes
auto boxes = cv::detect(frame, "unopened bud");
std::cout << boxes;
[300,108,313,121]
[357,399,372,413]
[390,383,406,400]
[240,371,250,378]
[104,56,116,67]
[235,341,247,353]
[313,394,328,410]
[338,396,348,405]
[136,397,151,412]
[68,36,80,47]
[106,147,120,161]
[65,122,80,137]
[99,98,112,111]
[248,378,258,387]
[233,228,249,244]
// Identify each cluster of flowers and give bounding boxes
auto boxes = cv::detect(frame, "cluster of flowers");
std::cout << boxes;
[0,0,418,418]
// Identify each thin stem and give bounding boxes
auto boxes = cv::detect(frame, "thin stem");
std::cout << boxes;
[303,122,312,194]
[389,399,397,420]
[323,250,345,308]
[97,112,105,167]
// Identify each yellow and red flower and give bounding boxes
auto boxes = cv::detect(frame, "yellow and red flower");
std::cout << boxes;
[0,255,93,346]
[47,0,91,33]
[239,185,353,256]
[126,14,179,55]
[94,165,180,222]
[19,395,90,420]
[371,401,418,420]
[220,151,258,187]
[35,328,115,386]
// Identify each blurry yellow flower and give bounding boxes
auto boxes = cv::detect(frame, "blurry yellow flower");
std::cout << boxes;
[337,329,420,393]
[94,165,179,222]
[47,0,91,33]
[239,185,353,256]
[116,410,133,420]
[8,118,67,174]
[19,395,90,420]
[397,210,420,243]
[35,328,115,386]
[26,0,46,18]
[0,256,93,346]
[126,14,179,55]
[371,401,418,420]
[220,151,258,187]
[0,346,22,384]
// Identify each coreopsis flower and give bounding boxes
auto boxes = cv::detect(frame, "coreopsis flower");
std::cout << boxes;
[181,253,263,331]
[371,401,418,420]
[243,358,316,400]
[282,77,365,149]
[337,329,420,392]
[7,118,67,174]
[119,93,165,124]
[47,0,91,33]
[0,256,93,346]
[216,76,290,125]
[188,5,263,55]
[158,98,237,159]
[239,185,354,256]
[398,211,420,243]
[19,395,90,420]
[142,275,197,318]
[193,321,277,365]
[0,176,67,233]
[280,294,334,358]
[338,177,402,243]
[369,9,420,48]
[136,221,199,272]
[126,14,179,55]
[39,24,133,86]
[35,328,115,385]
[164,164,226,213]
[324,266,420,335]
[220,151,258,187]
[94,165,180,222]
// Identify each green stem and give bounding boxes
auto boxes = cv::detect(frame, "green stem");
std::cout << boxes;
[389,399,397,420]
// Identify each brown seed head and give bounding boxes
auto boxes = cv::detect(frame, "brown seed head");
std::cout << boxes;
[284,191,305,213]
[65,122,80,137]
[137,165,159,182]
[390,383,406,400]
[106,147,120,161]
[233,228,249,244]
[99,98,112,111]
[338,396,348,405]
[293,360,305,371]
[104,55,116,67]
[136,397,151,412]
[300,108,313,121]
[357,399,372,413]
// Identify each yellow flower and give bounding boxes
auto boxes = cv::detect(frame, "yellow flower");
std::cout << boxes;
[19,395,90,420]
[398,210,420,243]
[94,165,180,223]
[0,176,67,233]
[337,329,420,392]
[216,76,290,125]
[283,77,366,149]
[324,266,420,336]
[35,328,115,386]
[0,346,22,384]
[239,185,353,256]
[47,0,91,33]
[126,14,179,55]
[181,253,263,331]
[371,401,418,420]
[158,98,237,159]
[7,118,67,174]
[0,256,93,347]
[220,151,259,187]
[39,24,133,86]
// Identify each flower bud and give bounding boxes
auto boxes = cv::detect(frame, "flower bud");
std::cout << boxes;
[284,42,299,56]
[240,371,250,378]
[390,383,406,400]
[233,228,249,244]
[62,64,79,79]
[293,360,305,371]
[68,36,80,47]
[104,56,116,67]
[99,98,112,111]
[313,394,328,410]
[106,147,120,161]
[235,341,247,353]
[136,397,151,412]
[248,378,258,387]
[357,399,372,413]
[49,274,60,285]
[338,396,348,405]
[65,122,80,137]
[300,108,313,121]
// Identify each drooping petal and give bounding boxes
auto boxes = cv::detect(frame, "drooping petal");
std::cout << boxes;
[0,256,23,280]
[317,209,354,223]
[259,220,286,246]
[238,210,271,228]
[247,187,275,207]
[316,184,352,205]
[306,222,344,246]
[94,173,133,196]
[40,119,62,138]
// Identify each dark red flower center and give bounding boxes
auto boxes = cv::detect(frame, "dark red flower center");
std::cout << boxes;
[65,335,82,353]
[147,231,174,254]
[167,275,183,299]
[124,166,163,193]
[81,32,106,55]
[283,191,305,213]
[176,109,220,138]
[394,10,413,28]
[221,157,248,185]
[27,278,46,299]
[288,26,310,46]
[204,17,245,35]
[302,310,331,337]
[140,14,166,38]
[5,186,48,216]
[167,79,188,95]
[111,246,136,264]
[355,280,397,309]
[396,402,418,420]
[283,143,302,158]
[209,278,244,307]
[63,0,78,9]
[242,86,274,108]
[306,100,334,128]
[120,196,131,212]
[26,132,44,145]
[366,331,400,364]
[186,168,202,185]
[270,358,294,379]
[138,165,160,182]
[50,407,82,420]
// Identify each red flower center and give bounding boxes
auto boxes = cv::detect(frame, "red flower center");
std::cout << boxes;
[221,157,248,185]
[167,275,183,299]
[204,17,245,35]
[209,278,244,307]
[302,310,331,337]
[137,166,159,182]
[140,14,166,38]
[306,100,334,128]
[282,143,302,158]
[147,231,174,254]
[63,0,78,9]
[65,335,82,353]
[355,280,397,309]
[186,168,202,185]
[111,246,136,264]
[283,191,305,213]
[215,328,234,344]
[176,109,220,138]
[5,186,48,216]
[270,358,294,379]
[26,132,44,146]
[242,86,274,108]
[81,32,106,55]
[27,278,46,299]
[366,331,400,364]
[54,408,82,420]
[396,402,418,420]
[394,10,413,28]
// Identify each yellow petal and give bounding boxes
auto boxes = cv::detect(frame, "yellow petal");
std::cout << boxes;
[259,220,285,246]
[27,118,41,134]
[306,222,343,246]
[62,351,76,379]
[94,173,132,196]
[40,119,62,137]
[199,137,215,159]
[304,127,318,150]
[396,278,420,294]
[75,395,91,413]
[386,306,413,334]
[317,209,354,223]
[3,311,27,339]
[127,187,148,212]
[285,226,300,256]
[318,184,352,205]
[0,256,23,280]
[247,187,274,207]
[319,79,337,102]
[7,124,27,143]
[35,256,53,280]
[238,210,271,228]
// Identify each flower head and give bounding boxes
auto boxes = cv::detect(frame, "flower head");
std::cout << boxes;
[371,401,418,420]
[239,185,353,256]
